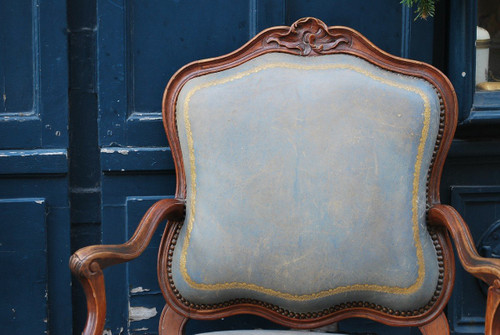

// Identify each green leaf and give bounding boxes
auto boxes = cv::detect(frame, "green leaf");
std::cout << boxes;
[400,0,436,20]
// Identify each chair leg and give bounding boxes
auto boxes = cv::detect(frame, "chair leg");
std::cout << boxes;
[485,280,500,335]
[159,305,188,335]
[75,262,107,335]
[419,312,449,335]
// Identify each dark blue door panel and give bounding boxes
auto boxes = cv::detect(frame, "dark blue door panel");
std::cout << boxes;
[4,1,488,334]
[0,199,48,334]
[0,0,68,149]
[0,1,40,148]
[448,186,500,334]
[0,175,71,335]
[97,0,255,148]
[0,0,71,334]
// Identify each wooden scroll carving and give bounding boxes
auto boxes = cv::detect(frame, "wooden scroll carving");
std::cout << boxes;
[265,17,350,56]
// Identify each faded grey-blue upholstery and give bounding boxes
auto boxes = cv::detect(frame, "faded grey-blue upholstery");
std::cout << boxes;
[171,53,441,313]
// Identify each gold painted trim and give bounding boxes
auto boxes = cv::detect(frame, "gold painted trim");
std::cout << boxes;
[179,61,431,300]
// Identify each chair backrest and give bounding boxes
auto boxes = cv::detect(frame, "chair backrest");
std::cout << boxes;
[160,17,457,330]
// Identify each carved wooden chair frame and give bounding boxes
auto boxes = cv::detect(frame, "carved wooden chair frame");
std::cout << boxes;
[70,18,500,335]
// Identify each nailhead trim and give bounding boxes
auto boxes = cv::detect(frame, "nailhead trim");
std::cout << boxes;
[165,222,445,318]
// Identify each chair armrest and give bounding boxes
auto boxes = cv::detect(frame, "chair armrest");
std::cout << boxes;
[69,198,185,335]
[428,204,500,286]
[428,204,500,334]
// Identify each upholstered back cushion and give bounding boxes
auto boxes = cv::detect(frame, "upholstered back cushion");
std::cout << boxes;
[171,53,441,313]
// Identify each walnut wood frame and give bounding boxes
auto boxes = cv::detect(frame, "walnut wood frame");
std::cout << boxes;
[70,17,500,335]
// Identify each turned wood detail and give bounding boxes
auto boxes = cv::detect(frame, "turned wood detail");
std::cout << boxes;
[265,17,350,56]
[159,305,188,335]
[485,280,500,335]
[70,198,185,335]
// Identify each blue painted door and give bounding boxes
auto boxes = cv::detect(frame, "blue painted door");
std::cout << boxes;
[0,1,71,334]
[2,1,495,334]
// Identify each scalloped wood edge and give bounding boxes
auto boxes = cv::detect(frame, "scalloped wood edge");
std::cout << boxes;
[69,198,185,335]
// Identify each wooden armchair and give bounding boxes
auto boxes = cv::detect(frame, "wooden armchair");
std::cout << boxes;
[70,18,500,334]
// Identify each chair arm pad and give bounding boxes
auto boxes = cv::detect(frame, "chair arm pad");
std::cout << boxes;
[70,198,185,277]
[428,204,500,286]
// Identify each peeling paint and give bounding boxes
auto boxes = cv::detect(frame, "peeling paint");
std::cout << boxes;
[129,306,157,322]
[132,328,149,331]
[100,148,115,153]
[44,151,65,156]
[101,148,129,155]
[130,286,150,294]
[35,200,44,204]
[103,330,112,335]
[135,116,162,121]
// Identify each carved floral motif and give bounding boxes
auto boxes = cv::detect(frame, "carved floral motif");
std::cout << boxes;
[266,17,350,56]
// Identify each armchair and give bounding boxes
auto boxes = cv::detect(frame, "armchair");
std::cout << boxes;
[70,17,500,334]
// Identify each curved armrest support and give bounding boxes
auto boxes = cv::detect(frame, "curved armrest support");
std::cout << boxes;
[429,204,500,334]
[428,204,500,286]
[69,198,185,335]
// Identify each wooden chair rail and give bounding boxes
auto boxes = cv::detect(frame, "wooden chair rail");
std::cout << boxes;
[69,198,185,335]
[428,204,500,334]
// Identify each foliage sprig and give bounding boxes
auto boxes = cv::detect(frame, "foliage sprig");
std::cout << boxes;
[401,0,436,20]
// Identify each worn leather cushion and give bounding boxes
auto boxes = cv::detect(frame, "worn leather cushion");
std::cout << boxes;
[173,53,441,312]
[196,331,340,335]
